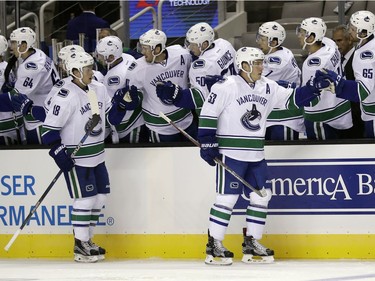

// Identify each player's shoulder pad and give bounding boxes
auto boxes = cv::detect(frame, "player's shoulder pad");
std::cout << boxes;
[128,61,137,71]
[25,62,38,70]
[57,88,69,98]
[192,59,205,69]
[267,56,282,65]
[307,57,321,66]
[360,50,374,60]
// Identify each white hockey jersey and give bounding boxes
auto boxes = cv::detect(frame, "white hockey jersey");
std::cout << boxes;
[127,45,193,135]
[102,54,144,139]
[15,48,60,130]
[352,37,375,121]
[302,42,352,129]
[0,60,24,143]
[199,75,301,162]
[42,80,112,167]
[189,38,237,98]
[263,46,304,132]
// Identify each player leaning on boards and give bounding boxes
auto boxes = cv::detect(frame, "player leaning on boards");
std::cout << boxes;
[297,17,353,140]
[6,27,60,144]
[156,22,237,111]
[96,35,147,144]
[0,34,25,145]
[10,45,102,125]
[317,11,375,138]
[41,52,139,263]
[126,29,196,143]
[198,47,329,265]
[256,21,304,140]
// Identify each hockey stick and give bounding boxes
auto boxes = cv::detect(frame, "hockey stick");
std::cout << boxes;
[4,91,101,252]
[159,112,267,197]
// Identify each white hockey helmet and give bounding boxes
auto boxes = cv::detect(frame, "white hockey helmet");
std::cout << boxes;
[185,22,215,50]
[96,35,123,62]
[298,17,326,41]
[58,45,85,62]
[0,35,8,56]
[350,10,375,40]
[65,52,94,76]
[139,29,167,52]
[257,21,286,48]
[10,27,36,50]
[297,17,326,50]
[235,47,264,82]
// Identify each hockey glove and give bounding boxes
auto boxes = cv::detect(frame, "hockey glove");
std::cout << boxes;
[113,85,140,111]
[315,68,344,94]
[204,75,225,92]
[198,135,220,166]
[276,80,297,89]
[49,143,75,173]
[11,93,33,116]
[306,78,322,95]
[156,81,182,105]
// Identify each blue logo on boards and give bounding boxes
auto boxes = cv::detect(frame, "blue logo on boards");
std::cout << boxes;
[233,158,375,215]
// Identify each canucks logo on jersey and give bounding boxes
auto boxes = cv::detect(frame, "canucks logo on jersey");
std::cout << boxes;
[360,51,374,60]
[307,58,321,66]
[241,104,261,131]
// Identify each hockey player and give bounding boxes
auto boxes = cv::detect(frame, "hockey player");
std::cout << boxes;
[155,22,236,111]
[126,29,196,142]
[315,11,375,138]
[0,35,25,145]
[11,45,102,125]
[198,47,328,265]
[6,27,60,144]
[41,52,139,262]
[296,17,353,140]
[256,21,304,140]
[96,35,148,143]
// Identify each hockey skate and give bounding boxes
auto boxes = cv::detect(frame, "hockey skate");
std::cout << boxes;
[205,231,234,266]
[88,239,106,261]
[241,231,274,264]
[74,238,100,263]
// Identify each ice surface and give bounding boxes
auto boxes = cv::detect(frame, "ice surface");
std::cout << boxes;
[1,259,375,281]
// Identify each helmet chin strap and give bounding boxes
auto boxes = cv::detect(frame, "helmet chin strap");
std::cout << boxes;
[243,65,255,83]
[356,30,368,47]
[105,56,115,71]
[302,36,315,50]
[199,43,209,56]
[151,48,163,64]
[72,70,87,87]
[267,40,275,55]
[17,44,28,56]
